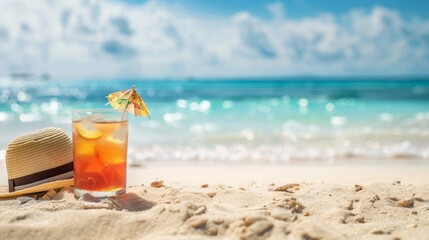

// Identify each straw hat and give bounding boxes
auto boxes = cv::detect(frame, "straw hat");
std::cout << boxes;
[0,127,74,198]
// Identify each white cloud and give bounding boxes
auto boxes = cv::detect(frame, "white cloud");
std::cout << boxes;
[0,0,428,78]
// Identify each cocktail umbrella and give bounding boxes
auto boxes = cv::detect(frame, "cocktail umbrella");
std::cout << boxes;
[106,85,150,118]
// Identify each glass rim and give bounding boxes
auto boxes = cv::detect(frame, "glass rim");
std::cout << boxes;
[72,108,124,113]
[72,108,128,121]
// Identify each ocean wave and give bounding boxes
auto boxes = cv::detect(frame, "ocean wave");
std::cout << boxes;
[127,140,429,165]
[1,79,429,164]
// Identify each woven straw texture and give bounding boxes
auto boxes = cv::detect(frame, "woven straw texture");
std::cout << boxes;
[6,127,72,179]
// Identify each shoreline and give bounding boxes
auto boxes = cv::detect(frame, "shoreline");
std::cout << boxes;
[2,161,429,187]
[127,163,429,187]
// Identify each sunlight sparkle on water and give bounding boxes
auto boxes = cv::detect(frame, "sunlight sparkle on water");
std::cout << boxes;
[0,112,9,122]
[176,99,188,109]
[10,103,23,113]
[163,112,183,127]
[189,102,199,111]
[17,91,30,102]
[325,103,335,112]
[298,98,308,108]
[19,113,41,122]
[199,100,211,112]
[331,116,347,126]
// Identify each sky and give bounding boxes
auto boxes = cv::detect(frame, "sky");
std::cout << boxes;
[126,0,429,20]
[0,0,428,78]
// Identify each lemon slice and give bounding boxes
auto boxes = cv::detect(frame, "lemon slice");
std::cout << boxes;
[76,124,103,140]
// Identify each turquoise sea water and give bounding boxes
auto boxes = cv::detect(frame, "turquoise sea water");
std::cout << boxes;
[1,78,429,164]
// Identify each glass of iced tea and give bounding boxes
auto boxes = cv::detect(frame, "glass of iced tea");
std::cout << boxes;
[72,109,128,198]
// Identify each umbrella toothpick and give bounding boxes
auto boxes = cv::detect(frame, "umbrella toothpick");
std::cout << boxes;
[107,85,151,120]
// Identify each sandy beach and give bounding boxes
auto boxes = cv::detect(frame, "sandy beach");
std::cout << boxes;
[1,0,429,239]
[1,163,428,240]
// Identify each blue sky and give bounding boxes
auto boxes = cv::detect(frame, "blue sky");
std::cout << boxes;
[124,0,429,19]
[0,0,428,78]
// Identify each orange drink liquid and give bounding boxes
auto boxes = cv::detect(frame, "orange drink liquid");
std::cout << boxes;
[72,110,128,198]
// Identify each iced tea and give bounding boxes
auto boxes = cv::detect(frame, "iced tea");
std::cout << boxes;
[72,110,128,198]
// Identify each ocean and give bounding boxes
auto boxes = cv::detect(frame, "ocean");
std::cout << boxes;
[1,78,429,164]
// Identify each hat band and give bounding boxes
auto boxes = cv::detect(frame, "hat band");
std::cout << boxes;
[8,162,74,192]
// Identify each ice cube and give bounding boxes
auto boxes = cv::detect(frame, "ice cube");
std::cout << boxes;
[75,140,96,156]
[79,113,103,131]
[83,113,104,122]
[110,127,127,144]
[96,138,127,165]
[105,163,126,188]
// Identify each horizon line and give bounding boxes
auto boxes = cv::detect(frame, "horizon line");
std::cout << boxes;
[2,74,429,82]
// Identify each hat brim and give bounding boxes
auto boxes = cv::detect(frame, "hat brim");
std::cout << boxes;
[0,178,74,199]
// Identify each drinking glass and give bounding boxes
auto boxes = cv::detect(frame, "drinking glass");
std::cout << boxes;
[72,109,128,198]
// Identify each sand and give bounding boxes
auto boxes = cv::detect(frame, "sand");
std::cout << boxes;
[0,165,429,240]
